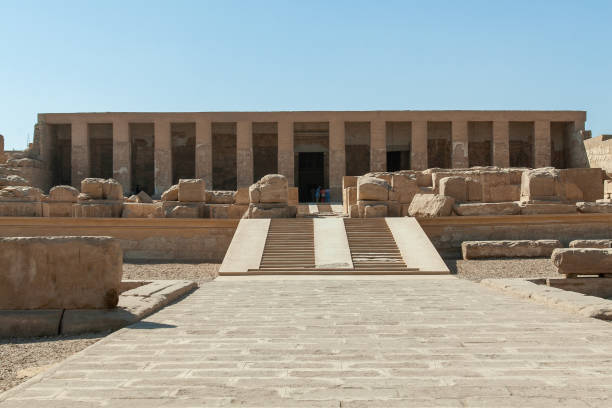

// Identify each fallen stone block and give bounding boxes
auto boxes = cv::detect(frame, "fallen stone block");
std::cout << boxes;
[206,190,233,204]
[178,178,206,202]
[135,191,153,203]
[519,202,577,215]
[453,202,521,216]
[343,176,358,189]
[49,185,78,202]
[462,240,563,259]
[249,174,288,204]
[121,203,162,218]
[439,176,467,202]
[161,184,179,201]
[357,176,391,201]
[466,178,482,202]
[0,201,43,217]
[408,194,455,218]
[520,168,559,202]
[551,248,612,276]
[233,188,250,205]
[0,174,29,187]
[169,204,201,218]
[246,203,296,218]
[391,174,419,204]
[576,202,612,213]
[288,186,299,206]
[0,186,43,201]
[81,178,105,199]
[0,236,122,309]
[364,204,387,218]
[102,179,123,200]
[569,239,612,249]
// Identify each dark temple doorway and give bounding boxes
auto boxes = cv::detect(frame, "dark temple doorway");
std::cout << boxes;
[298,152,324,202]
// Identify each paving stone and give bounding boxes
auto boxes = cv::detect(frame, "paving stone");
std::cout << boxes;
[1,276,611,407]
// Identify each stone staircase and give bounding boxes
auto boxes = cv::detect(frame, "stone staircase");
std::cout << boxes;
[253,219,315,273]
[219,217,450,276]
[344,219,416,273]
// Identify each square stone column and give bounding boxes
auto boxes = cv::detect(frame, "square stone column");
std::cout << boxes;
[195,119,212,188]
[329,119,345,201]
[411,120,427,170]
[451,120,468,168]
[236,121,254,188]
[370,120,386,172]
[534,120,551,168]
[112,119,131,193]
[154,119,172,196]
[493,121,510,167]
[277,120,294,186]
[71,120,89,188]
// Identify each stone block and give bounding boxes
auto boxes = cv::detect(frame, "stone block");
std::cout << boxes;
[249,174,288,204]
[391,174,419,204]
[0,174,29,187]
[121,203,162,218]
[178,179,206,202]
[576,202,612,213]
[357,176,391,201]
[169,204,201,218]
[81,178,105,199]
[387,201,401,217]
[462,240,563,260]
[206,190,234,204]
[210,204,230,219]
[519,202,577,215]
[343,176,358,189]
[520,168,559,201]
[349,204,359,218]
[0,310,63,338]
[0,186,43,201]
[49,185,78,202]
[0,201,42,217]
[246,203,296,218]
[161,184,179,201]
[0,236,122,309]
[228,204,248,219]
[234,188,250,205]
[453,202,521,216]
[72,203,114,218]
[364,204,387,218]
[135,191,153,203]
[439,176,467,202]
[408,194,455,218]
[102,179,124,200]
[42,201,73,217]
[466,178,482,202]
[401,203,411,217]
[346,187,357,207]
[551,248,612,276]
[288,187,299,206]
[480,172,515,202]
[569,239,612,249]
[560,168,604,202]
[416,172,432,187]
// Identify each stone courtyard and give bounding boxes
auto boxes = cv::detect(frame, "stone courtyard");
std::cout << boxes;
[1,276,611,407]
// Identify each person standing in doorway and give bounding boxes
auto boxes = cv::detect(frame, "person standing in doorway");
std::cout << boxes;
[315,186,321,203]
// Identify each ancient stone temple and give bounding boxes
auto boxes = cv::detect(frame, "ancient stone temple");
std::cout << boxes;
[32,110,589,199]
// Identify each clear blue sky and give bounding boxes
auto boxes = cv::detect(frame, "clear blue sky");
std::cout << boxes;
[1,0,611,150]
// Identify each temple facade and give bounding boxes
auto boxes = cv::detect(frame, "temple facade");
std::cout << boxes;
[35,110,588,199]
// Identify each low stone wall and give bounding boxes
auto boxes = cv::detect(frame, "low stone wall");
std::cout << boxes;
[419,213,612,258]
[0,218,238,262]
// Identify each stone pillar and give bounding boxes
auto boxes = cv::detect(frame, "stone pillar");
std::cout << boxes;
[236,121,254,188]
[567,120,590,168]
[451,120,469,168]
[411,120,427,170]
[154,119,172,196]
[112,119,131,193]
[493,121,510,167]
[370,120,386,172]
[328,119,345,201]
[534,120,551,168]
[195,119,212,188]
[0,133,5,164]
[71,120,89,188]
[277,120,294,186]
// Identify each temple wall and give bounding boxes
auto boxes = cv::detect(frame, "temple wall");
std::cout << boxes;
[585,134,612,173]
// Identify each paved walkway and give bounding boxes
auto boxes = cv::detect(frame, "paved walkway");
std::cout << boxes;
[2,276,612,407]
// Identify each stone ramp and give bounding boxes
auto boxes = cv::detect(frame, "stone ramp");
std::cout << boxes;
[219,217,449,275]
[3,276,612,407]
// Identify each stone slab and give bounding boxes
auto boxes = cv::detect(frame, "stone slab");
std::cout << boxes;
[0,310,62,338]
[385,217,450,274]
[313,218,353,269]
[462,239,563,259]
[219,218,271,274]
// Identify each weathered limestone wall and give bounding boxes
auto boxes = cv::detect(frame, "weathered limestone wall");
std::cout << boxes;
[0,218,237,262]
[585,135,612,173]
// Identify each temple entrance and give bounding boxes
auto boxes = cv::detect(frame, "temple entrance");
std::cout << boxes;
[297,152,324,202]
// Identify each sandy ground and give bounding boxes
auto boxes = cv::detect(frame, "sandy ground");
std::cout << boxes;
[0,258,560,395]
